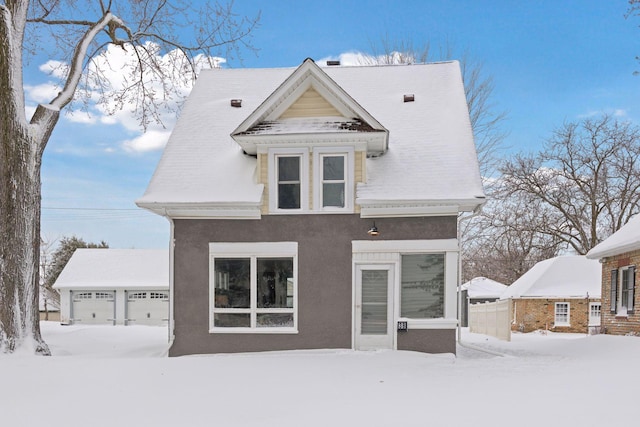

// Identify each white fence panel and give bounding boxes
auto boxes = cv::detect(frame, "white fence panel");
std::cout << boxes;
[469,299,512,341]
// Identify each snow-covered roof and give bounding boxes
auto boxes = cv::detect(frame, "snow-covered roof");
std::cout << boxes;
[137,60,484,214]
[587,214,640,259]
[52,249,169,290]
[500,256,602,300]
[461,277,508,298]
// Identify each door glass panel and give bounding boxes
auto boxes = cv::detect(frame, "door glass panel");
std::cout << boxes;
[361,270,388,335]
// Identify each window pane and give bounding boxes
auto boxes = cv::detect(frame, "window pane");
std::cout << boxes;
[323,183,345,207]
[278,183,300,209]
[361,270,388,335]
[323,156,344,180]
[214,259,250,308]
[401,254,445,318]
[257,258,294,308]
[214,313,251,327]
[278,156,300,181]
[257,313,294,327]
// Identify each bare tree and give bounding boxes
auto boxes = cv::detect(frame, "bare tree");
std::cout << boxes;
[500,115,640,255]
[462,182,562,284]
[0,0,259,354]
[629,0,640,74]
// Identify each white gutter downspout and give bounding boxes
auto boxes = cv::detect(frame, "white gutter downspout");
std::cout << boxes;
[456,203,504,357]
[164,212,176,351]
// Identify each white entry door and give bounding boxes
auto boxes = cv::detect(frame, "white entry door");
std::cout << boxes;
[355,264,394,350]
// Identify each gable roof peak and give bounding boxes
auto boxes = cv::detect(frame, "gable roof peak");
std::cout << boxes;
[230,59,388,155]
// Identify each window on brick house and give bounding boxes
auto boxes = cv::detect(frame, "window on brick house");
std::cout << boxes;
[611,266,635,315]
[554,302,570,326]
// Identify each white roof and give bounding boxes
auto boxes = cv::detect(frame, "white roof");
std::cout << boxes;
[587,214,640,259]
[461,277,508,298]
[137,61,484,212]
[500,256,602,300]
[52,249,169,290]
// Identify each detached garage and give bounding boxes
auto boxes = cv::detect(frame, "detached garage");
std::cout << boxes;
[53,249,169,326]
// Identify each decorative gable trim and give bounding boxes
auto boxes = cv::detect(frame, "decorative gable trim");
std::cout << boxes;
[230,58,388,156]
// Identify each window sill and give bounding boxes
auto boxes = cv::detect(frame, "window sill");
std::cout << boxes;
[209,327,299,334]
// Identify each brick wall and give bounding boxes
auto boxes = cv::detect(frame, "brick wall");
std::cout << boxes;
[511,298,600,334]
[600,249,640,335]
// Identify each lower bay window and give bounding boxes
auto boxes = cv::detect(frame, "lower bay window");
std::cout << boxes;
[210,242,298,332]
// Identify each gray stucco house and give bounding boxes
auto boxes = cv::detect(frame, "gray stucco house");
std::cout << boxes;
[137,58,485,356]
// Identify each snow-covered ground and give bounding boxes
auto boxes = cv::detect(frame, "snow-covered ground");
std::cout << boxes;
[2,322,639,427]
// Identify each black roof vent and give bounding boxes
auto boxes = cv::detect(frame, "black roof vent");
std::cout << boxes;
[327,60,341,66]
[231,99,242,108]
[403,94,415,103]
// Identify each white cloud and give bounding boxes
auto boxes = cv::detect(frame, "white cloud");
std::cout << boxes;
[318,50,419,67]
[122,128,171,153]
[27,42,224,154]
[24,82,60,103]
[578,108,628,119]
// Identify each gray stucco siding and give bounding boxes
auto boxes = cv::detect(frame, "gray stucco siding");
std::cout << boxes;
[169,214,456,356]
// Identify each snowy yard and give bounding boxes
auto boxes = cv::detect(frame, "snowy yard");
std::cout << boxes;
[2,323,639,427]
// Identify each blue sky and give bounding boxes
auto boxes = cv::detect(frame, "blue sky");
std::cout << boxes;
[32,0,640,249]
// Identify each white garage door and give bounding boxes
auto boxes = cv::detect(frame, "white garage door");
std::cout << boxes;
[72,291,115,325]
[126,291,169,326]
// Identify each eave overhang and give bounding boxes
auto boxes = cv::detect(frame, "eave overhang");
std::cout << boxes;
[136,201,262,219]
[357,197,486,218]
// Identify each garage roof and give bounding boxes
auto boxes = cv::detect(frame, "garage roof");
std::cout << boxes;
[52,249,169,290]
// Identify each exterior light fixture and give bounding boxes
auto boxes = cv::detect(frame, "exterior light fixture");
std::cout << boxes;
[367,222,379,236]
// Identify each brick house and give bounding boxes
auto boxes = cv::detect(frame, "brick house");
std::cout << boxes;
[587,215,640,335]
[500,256,602,334]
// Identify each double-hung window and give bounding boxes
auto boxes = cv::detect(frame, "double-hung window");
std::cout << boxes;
[400,253,445,319]
[210,242,298,332]
[269,149,309,212]
[277,156,302,209]
[313,147,354,212]
[554,302,570,326]
[320,154,346,208]
[611,266,635,315]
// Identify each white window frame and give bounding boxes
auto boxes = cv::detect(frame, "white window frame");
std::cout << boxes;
[589,302,601,326]
[611,265,636,317]
[554,302,570,327]
[313,147,354,212]
[268,148,309,213]
[209,242,298,333]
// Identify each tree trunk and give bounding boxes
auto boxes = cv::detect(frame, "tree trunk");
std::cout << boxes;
[0,123,51,354]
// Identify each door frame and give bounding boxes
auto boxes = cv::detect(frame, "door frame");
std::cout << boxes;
[353,263,397,350]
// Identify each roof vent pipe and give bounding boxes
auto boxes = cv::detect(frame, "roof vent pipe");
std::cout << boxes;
[326,60,340,66]
[231,99,242,108]
[403,94,415,103]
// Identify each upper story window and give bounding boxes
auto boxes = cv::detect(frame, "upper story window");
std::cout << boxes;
[313,147,354,213]
[277,155,302,209]
[268,147,354,213]
[320,155,346,208]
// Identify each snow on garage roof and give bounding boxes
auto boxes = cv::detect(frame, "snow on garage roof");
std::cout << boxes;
[460,277,508,298]
[500,256,602,300]
[52,249,169,290]
[586,214,640,259]
[136,60,484,213]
